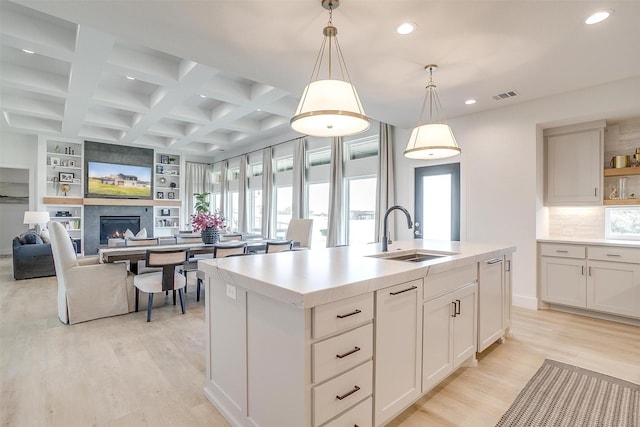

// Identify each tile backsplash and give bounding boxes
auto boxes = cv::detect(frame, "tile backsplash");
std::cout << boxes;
[547,206,604,239]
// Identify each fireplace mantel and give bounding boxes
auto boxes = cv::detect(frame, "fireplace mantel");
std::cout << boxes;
[43,197,180,207]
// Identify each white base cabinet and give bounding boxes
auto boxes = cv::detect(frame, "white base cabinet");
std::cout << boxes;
[374,280,422,425]
[423,283,477,393]
[539,242,640,320]
[477,256,506,352]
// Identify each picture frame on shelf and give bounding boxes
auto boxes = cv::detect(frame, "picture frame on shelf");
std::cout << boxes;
[157,191,164,199]
[51,157,60,167]
[59,172,74,182]
[168,192,175,199]
[156,165,164,174]
[160,208,170,216]
[160,155,169,164]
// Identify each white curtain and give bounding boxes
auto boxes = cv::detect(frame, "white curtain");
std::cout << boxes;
[185,162,213,229]
[238,154,248,232]
[220,160,228,217]
[292,137,307,219]
[261,147,273,238]
[326,137,344,247]
[375,123,396,242]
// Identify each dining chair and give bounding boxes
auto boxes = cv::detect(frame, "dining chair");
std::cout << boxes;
[265,240,293,253]
[219,233,243,242]
[125,237,160,274]
[195,241,248,302]
[133,249,189,322]
[285,218,313,249]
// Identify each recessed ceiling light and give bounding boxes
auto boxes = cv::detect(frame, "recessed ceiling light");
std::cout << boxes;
[199,94,207,98]
[585,10,613,25]
[21,49,34,54]
[396,22,416,35]
[125,75,135,80]
[465,99,477,105]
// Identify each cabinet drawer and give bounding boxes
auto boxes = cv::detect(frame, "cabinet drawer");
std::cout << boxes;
[313,361,373,427]
[313,323,373,383]
[588,246,640,263]
[322,396,372,427]
[313,293,374,339]
[424,264,475,300]
[540,243,586,259]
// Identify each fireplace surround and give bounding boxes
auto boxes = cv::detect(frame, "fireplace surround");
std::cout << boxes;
[84,206,153,255]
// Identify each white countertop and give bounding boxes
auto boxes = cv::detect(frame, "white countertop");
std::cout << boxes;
[199,240,516,309]
[538,237,640,248]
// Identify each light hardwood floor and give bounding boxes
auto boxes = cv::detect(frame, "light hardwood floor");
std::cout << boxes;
[1,256,638,427]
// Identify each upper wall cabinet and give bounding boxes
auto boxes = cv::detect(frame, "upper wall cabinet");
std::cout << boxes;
[544,121,605,206]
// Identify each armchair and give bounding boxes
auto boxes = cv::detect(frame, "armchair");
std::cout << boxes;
[49,221,131,324]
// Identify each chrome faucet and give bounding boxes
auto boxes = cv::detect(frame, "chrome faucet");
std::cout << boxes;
[382,205,413,252]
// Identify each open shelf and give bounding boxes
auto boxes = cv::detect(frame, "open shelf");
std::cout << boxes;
[603,199,640,206]
[603,167,640,177]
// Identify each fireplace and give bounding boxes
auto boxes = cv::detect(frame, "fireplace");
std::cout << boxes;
[84,206,153,255]
[100,216,140,244]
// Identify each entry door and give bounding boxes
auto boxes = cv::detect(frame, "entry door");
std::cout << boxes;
[414,163,460,240]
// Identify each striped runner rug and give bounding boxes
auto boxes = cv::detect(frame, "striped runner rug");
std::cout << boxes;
[496,359,639,427]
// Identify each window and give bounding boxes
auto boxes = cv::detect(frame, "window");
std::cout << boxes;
[250,163,263,177]
[347,177,376,245]
[275,156,293,172]
[346,135,378,160]
[308,182,329,248]
[307,149,331,167]
[249,189,263,233]
[414,163,460,241]
[605,207,640,240]
[227,191,239,231]
[275,186,292,238]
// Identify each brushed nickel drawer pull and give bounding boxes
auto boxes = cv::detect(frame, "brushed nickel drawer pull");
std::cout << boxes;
[556,250,569,253]
[336,346,361,359]
[336,385,360,400]
[606,253,621,257]
[486,257,503,264]
[390,285,417,295]
[336,309,361,319]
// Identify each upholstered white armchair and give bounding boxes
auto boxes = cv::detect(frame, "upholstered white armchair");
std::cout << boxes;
[285,218,314,249]
[49,221,131,324]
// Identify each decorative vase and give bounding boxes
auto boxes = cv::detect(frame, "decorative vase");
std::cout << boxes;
[201,227,219,244]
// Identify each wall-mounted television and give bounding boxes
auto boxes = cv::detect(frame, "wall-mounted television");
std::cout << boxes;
[86,161,152,199]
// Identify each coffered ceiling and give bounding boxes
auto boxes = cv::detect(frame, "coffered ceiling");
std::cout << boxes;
[1,0,639,158]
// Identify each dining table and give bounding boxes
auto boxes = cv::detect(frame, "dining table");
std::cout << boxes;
[97,238,290,264]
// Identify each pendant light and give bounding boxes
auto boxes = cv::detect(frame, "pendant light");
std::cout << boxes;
[290,0,370,137]
[404,65,461,159]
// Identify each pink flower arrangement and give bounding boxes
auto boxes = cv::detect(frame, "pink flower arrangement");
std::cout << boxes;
[190,210,226,232]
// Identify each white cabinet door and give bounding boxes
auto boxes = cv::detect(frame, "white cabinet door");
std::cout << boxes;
[422,292,454,393]
[451,283,477,368]
[540,257,587,308]
[478,257,504,352]
[587,260,640,318]
[545,129,602,205]
[375,280,421,426]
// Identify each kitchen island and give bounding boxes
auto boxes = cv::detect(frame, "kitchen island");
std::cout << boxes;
[199,239,515,427]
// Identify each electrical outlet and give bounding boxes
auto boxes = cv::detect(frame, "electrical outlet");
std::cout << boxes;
[226,284,236,300]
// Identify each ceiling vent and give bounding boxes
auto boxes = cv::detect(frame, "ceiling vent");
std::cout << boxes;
[492,91,518,101]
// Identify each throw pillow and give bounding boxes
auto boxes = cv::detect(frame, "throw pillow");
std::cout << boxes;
[19,230,43,245]
[135,227,147,238]
[123,229,135,239]
[40,229,51,243]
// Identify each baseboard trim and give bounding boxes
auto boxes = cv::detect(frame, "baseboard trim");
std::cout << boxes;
[513,294,538,310]
[542,303,640,327]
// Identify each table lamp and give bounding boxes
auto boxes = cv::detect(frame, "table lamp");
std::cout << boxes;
[23,211,50,233]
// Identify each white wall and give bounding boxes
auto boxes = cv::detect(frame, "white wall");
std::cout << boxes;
[0,131,39,255]
[393,76,640,310]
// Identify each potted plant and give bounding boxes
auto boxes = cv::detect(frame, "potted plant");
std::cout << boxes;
[191,193,226,243]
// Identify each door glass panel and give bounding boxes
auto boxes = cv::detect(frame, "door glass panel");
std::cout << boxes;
[422,174,452,240]
[348,177,376,245]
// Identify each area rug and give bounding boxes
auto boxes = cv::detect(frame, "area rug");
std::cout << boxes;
[496,359,639,427]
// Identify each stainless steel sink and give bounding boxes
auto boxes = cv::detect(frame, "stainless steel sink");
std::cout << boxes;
[369,250,457,263]
[383,253,447,262]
